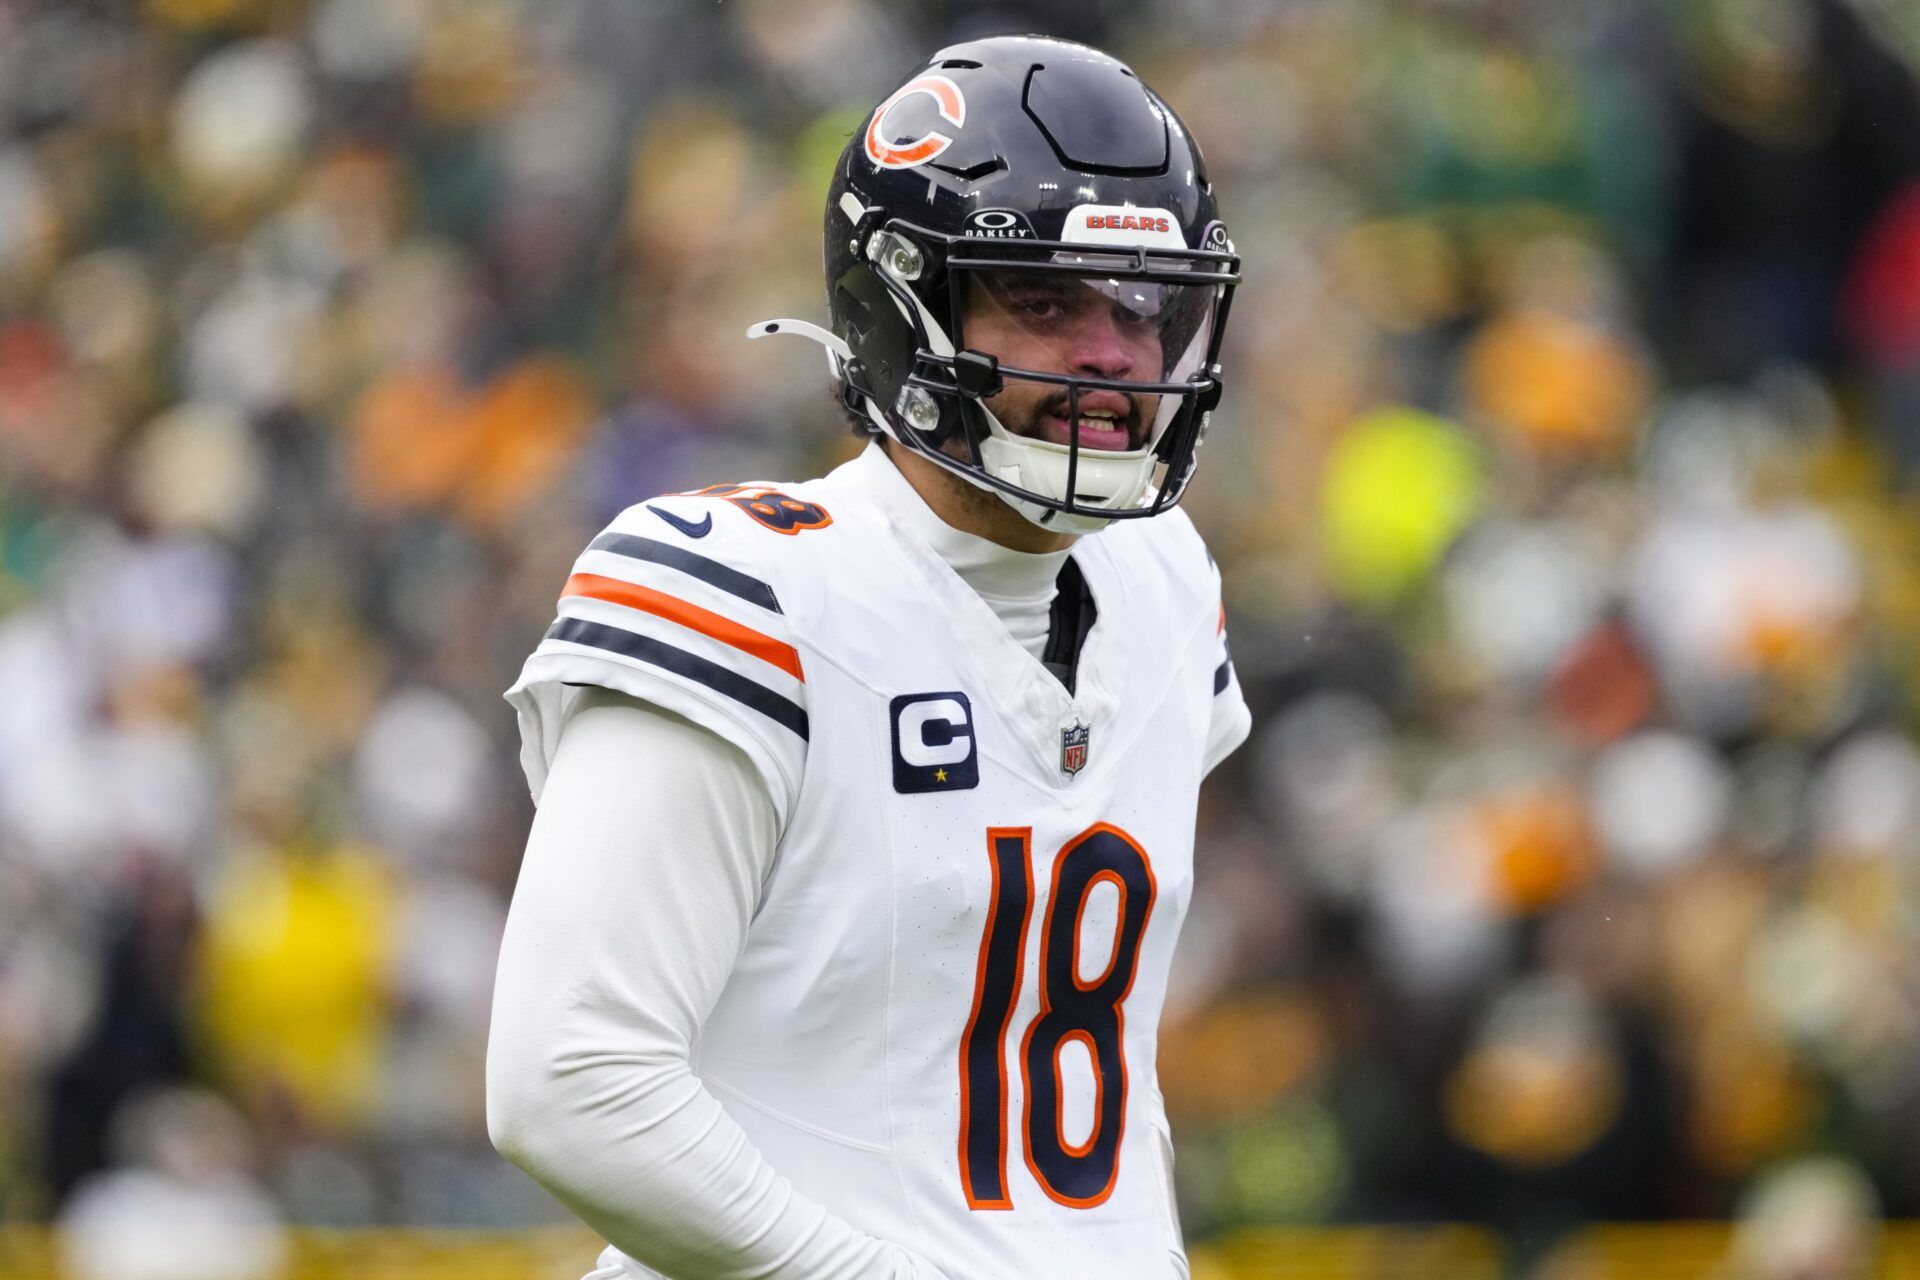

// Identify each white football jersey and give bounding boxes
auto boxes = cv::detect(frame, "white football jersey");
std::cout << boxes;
[508,447,1250,1279]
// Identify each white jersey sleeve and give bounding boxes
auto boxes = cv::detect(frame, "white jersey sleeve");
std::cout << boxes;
[1203,583,1252,778]
[506,497,809,825]
[487,689,948,1280]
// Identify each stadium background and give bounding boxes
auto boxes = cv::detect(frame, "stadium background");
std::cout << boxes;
[2,0,1920,1276]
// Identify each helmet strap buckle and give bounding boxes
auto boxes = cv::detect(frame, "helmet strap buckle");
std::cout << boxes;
[1198,370,1224,415]
[842,359,875,413]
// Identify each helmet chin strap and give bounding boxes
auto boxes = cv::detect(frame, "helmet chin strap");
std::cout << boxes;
[1026,501,1115,536]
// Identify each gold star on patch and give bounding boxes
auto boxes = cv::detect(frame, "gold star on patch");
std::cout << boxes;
[935,768,948,783]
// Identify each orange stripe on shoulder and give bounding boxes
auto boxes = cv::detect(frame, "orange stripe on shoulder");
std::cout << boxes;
[562,573,805,682]
[1217,602,1226,634]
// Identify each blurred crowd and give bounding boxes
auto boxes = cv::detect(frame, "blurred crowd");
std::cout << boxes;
[2,0,1919,1275]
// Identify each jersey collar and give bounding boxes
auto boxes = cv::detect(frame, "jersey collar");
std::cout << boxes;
[829,443,1125,787]
[840,442,1071,606]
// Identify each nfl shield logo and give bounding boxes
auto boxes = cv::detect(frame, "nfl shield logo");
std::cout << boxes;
[1061,722,1090,776]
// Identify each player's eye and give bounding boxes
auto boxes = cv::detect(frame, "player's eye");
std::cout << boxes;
[989,273,1075,322]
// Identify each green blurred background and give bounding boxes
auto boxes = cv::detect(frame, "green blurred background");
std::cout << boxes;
[3,0,1920,1277]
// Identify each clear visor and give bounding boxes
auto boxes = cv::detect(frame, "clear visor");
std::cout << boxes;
[955,254,1220,454]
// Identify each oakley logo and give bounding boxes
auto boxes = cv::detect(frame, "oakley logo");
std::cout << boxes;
[966,209,1035,239]
[866,75,966,170]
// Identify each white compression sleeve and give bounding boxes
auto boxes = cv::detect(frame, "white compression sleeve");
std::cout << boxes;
[486,690,948,1280]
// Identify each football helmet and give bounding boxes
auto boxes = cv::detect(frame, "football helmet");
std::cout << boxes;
[750,35,1239,532]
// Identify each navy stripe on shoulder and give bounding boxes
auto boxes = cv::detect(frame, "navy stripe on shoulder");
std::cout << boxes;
[547,617,808,740]
[1214,657,1233,695]
[588,532,782,614]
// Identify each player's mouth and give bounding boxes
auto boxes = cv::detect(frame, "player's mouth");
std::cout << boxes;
[1034,391,1141,452]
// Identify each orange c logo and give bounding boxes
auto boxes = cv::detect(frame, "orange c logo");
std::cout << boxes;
[865,75,967,170]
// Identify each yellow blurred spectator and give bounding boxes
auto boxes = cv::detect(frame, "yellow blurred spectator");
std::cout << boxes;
[625,103,764,275]
[413,0,527,126]
[1333,217,1467,333]
[1319,406,1484,606]
[197,838,395,1130]
[1444,979,1623,1170]
[1160,990,1331,1127]
[144,0,270,31]
[1687,1008,1818,1180]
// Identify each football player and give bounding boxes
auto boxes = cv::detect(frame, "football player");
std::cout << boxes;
[488,35,1250,1280]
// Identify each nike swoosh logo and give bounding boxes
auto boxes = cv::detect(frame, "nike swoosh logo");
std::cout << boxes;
[647,505,713,538]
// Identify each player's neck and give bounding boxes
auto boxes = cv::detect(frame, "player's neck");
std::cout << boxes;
[879,439,1077,555]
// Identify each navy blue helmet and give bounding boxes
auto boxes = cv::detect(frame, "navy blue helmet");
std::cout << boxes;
[754,35,1239,531]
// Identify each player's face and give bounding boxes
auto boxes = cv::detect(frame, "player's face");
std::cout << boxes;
[960,271,1171,453]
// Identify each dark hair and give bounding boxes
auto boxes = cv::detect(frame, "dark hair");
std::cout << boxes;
[834,383,879,438]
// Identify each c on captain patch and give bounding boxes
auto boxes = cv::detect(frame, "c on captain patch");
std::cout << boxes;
[890,692,979,794]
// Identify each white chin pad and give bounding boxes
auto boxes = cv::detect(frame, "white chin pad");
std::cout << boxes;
[977,432,1156,518]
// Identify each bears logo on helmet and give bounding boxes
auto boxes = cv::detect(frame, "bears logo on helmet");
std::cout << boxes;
[865,75,967,170]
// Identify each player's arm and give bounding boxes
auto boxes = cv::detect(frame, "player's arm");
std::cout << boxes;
[487,689,949,1279]
[1204,578,1252,777]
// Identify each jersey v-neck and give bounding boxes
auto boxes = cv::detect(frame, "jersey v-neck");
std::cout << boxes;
[838,443,1069,662]
[828,444,1124,784]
